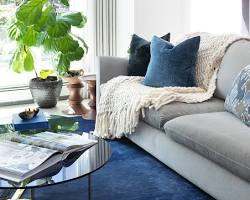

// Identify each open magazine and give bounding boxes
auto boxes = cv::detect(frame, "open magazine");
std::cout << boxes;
[0,132,97,183]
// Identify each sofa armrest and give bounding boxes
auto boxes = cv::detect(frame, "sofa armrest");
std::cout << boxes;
[96,56,129,104]
[96,56,128,85]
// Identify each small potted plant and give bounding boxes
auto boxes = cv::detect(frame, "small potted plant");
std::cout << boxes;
[8,0,87,108]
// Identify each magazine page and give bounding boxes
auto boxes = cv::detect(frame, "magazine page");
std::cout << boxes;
[11,132,98,152]
[35,132,97,148]
[0,141,58,177]
[11,135,67,152]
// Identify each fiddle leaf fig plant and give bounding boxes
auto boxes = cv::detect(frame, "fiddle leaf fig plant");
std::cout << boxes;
[8,0,88,76]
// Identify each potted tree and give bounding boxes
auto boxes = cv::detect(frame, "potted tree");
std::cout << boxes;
[8,0,87,108]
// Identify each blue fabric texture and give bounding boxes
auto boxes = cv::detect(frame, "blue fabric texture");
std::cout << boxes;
[128,33,170,76]
[9,119,214,200]
[19,138,213,200]
[225,65,250,126]
[144,36,200,87]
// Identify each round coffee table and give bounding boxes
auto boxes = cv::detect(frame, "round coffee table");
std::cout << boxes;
[0,133,111,200]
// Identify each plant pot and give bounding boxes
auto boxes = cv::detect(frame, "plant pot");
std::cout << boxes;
[29,76,63,108]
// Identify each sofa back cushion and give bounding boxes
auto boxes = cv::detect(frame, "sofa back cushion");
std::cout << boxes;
[215,40,250,99]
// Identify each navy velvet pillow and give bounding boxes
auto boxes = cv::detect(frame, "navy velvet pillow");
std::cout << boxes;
[128,33,170,76]
[143,36,200,87]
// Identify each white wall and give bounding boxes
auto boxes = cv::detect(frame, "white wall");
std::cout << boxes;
[116,0,243,56]
[134,0,191,41]
[116,0,192,56]
[189,0,242,34]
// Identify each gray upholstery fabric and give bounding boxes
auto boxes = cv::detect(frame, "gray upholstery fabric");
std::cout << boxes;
[96,56,128,85]
[97,55,250,200]
[215,40,250,99]
[142,98,225,129]
[165,112,250,181]
[96,56,129,106]
[128,122,250,200]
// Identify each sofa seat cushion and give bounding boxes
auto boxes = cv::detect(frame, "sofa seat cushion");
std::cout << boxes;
[164,112,250,181]
[142,98,225,129]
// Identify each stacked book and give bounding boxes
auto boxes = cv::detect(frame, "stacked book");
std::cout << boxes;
[12,111,49,131]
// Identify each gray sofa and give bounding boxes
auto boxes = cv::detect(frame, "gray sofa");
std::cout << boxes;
[96,40,250,200]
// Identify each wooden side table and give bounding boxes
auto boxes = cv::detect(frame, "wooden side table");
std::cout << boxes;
[79,74,96,120]
[63,75,88,116]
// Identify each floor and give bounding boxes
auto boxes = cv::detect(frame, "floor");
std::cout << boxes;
[17,139,214,200]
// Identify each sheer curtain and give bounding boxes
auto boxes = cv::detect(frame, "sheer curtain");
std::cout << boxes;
[242,0,250,35]
[96,0,117,57]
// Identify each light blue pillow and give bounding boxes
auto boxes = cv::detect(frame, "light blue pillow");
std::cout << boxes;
[143,36,200,87]
[225,65,250,126]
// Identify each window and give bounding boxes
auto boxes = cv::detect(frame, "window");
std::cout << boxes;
[0,0,95,90]
[0,0,95,105]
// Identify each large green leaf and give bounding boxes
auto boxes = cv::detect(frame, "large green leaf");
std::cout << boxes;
[22,26,40,46]
[43,36,58,52]
[35,5,56,31]
[24,48,34,71]
[11,46,35,73]
[16,0,48,25]
[8,22,26,41]
[58,0,69,7]
[36,31,47,46]
[43,34,85,70]
[47,19,70,38]
[70,33,88,53]
[67,47,84,61]
[56,35,79,53]
[59,12,87,28]
[11,46,25,73]
[57,53,70,75]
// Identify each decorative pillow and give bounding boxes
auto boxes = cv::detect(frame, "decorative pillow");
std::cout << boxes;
[143,36,200,87]
[225,65,250,126]
[127,33,170,76]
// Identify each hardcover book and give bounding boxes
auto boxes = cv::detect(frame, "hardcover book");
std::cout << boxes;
[12,111,49,131]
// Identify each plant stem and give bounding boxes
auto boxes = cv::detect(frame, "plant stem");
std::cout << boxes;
[34,67,38,78]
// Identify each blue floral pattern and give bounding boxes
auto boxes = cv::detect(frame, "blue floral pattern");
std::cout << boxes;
[225,65,250,126]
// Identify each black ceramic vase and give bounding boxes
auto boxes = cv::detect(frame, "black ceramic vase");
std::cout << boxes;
[29,76,63,108]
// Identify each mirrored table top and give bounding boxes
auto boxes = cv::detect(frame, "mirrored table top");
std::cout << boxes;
[0,114,111,189]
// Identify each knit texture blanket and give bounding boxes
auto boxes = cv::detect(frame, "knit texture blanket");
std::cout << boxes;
[95,33,250,138]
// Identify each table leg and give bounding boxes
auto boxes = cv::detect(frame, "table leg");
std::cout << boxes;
[88,174,91,200]
[11,188,25,200]
[31,188,35,200]
[82,80,96,120]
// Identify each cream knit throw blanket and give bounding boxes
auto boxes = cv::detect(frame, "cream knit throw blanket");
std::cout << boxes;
[95,33,250,138]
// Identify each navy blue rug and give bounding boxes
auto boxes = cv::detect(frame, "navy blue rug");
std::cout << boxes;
[6,118,214,200]
[30,138,214,200]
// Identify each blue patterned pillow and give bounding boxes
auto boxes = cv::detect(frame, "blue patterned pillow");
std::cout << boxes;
[225,65,250,126]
